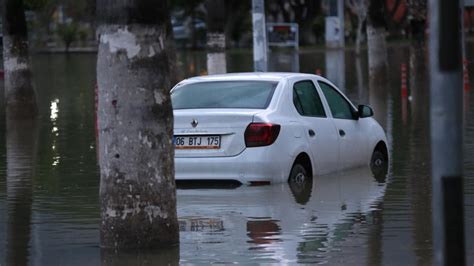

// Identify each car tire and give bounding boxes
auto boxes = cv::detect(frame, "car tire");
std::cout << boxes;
[288,163,312,205]
[370,149,388,183]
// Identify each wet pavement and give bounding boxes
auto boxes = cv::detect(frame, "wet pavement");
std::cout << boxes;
[0,45,473,265]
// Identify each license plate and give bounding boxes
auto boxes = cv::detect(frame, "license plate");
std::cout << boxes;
[174,135,221,149]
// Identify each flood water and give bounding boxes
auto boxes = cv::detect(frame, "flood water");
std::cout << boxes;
[0,45,473,265]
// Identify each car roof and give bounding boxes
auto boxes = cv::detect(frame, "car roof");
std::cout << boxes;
[177,72,321,84]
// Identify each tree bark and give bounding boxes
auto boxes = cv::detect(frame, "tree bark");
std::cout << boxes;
[206,0,227,74]
[96,0,179,250]
[346,0,367,55]
[2,0,38,118]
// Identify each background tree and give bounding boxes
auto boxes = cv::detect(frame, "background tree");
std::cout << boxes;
[96,0,179,249]
[56,22,78,52]
[346,0,368,55]
[266,0,323,45]
[407,0,427,42]
[170,0,205,50]
[206,0,227,74]
[3,0,38,118]
[24,0,96,47]
[224,0,252,48]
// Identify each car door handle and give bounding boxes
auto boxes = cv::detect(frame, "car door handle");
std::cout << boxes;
[308,129,315,137]
[339,129,346,137]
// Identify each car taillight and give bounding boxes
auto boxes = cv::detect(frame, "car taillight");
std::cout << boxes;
[244,123,281,147]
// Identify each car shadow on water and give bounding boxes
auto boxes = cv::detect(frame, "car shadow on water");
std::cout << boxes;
[176,180,242,189]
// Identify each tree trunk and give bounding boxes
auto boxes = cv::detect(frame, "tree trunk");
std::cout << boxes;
[355,17,363,55]
[2,0,38,118]
[206,0,227,74]
[190,6,197,50]
[96,0,179,250]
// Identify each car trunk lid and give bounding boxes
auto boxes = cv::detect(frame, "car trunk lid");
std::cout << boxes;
[174,109,259,157]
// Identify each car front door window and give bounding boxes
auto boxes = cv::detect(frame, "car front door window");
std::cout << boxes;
[318,81,355,119]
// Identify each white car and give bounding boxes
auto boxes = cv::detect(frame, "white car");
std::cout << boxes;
[171,73,388,185]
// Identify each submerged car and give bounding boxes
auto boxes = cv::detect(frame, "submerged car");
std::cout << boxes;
[171,73,388,185]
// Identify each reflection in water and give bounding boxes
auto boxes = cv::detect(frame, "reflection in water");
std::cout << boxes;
[247,219,281,246]
[355,55,368,104]
[407,44,433,265]
[50,99,59,121]
[368,69,388,129]
[101,247,180,266]
[178,166,386,264]
[5,114,38,266]
[50,98,61,167]
[325,49,346,91]
[268,50,300,73]
[179,217,224,232]
[288,174,313,205]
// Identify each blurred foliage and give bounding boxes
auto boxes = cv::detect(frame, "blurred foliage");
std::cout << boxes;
[266,0,323,44]
[24,0,56,11]
[57,22,78,51]
[24,0,95,20]
[17,0,421,49]
[77,26,89,44]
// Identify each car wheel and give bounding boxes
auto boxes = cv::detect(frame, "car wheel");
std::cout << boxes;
[288,163,312,205]
[370,149,388,183]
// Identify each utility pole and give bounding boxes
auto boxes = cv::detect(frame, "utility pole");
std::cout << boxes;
[252,0,268,72]
[429,0,465,264]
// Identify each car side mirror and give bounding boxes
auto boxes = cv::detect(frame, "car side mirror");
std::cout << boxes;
[358,105,374,118]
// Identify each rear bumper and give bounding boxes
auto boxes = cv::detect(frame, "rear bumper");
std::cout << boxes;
[175,147,291,184]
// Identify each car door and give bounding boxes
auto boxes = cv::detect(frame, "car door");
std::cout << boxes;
[292,79,339,174]
[317,80,368,169]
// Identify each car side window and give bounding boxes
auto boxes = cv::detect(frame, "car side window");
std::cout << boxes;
[293,80,326,117]
[318,81,355,120]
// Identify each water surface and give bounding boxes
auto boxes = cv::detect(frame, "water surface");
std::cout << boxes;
[0,46,473,265]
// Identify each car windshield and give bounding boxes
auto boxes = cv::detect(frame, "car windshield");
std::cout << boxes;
[171,81,278,109]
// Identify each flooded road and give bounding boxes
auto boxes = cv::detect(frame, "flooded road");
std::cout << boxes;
[0,45,473,265]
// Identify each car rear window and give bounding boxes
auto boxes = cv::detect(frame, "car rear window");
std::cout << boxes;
[171,81,278,109]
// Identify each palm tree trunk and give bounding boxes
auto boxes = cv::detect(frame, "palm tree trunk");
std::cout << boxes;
[96,0,179,250]
[2,0,38,118]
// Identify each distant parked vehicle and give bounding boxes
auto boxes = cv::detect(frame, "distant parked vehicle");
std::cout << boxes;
[171,73,389,185]
[171,16,206,48]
